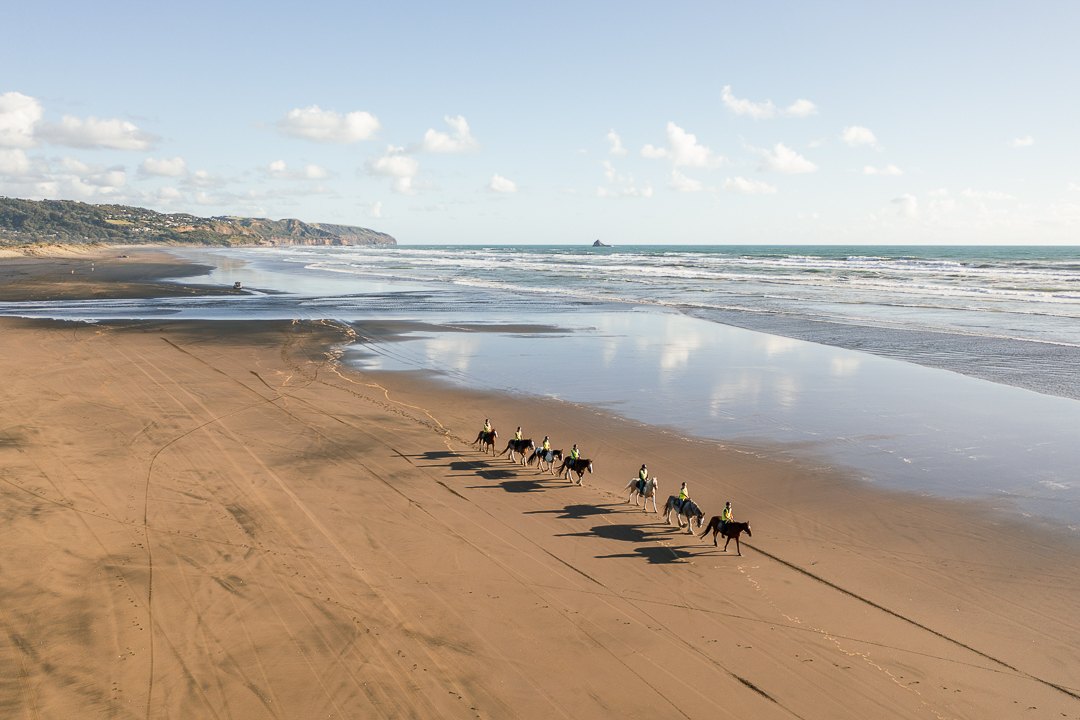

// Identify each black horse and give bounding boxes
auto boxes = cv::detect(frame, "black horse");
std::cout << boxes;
[699,517,752,555]
[560,457,593,485]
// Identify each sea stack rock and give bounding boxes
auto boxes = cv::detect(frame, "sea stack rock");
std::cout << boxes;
[592,239,611,247]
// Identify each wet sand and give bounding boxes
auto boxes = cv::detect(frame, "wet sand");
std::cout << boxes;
[1,252,1079,719]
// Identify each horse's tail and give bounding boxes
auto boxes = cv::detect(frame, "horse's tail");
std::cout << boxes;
[699,516,719,539]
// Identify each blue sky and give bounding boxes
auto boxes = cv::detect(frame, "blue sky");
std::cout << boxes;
[2,1,1078,244]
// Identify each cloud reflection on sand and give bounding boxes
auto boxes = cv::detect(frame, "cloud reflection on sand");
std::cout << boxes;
[348,309,1080,526]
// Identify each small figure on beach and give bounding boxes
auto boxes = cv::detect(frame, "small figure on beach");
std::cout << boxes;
[514,427,522,441]
[678,482,689,504]
[720,501,733,532]
[542,436,551,451]
[570,444,580,460]
[483,418,492,434]
[639,464,648,483]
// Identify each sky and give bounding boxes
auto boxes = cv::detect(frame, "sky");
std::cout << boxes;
[2,0,1079,245]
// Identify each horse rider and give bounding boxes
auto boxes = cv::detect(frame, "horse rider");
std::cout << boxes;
[483,419,492,435]
[542,436,551,452]
[570,444,580,461]
[720,501,733,532]
[678,482,689,510]
[514,427,522,441]
[637,464,648,493]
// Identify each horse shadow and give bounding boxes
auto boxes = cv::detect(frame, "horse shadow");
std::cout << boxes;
[557,523,707,564]
[597,545,698,564]
[525,504,617,520]
[415,451,458,461]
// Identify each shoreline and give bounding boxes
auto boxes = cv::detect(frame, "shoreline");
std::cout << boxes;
[2,252,1079,718]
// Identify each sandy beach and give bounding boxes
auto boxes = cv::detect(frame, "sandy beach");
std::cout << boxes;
[1,250,1079,719]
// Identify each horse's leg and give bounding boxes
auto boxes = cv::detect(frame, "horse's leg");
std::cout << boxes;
[722,536,730,552]
[712,530,718,547]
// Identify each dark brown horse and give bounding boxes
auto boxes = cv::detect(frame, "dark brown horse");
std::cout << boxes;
[472,429,498,455]
[699,517,752,555]
[560,457,593,485]
[498,438,535,465]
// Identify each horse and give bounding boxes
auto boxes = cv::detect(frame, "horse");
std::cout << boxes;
[560,457,593,485]
[661,496,704,534]
[498,438,535,465]
[527,448,563,474]
[624,477,659,512]
[700,517,752,555]
[472,429,498,455]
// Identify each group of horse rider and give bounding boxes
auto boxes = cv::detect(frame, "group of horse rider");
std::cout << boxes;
[489,420,736,533]
[484,419,582,462]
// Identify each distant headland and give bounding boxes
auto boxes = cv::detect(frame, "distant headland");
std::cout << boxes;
[0,197,396,248]
[592,239,611,247]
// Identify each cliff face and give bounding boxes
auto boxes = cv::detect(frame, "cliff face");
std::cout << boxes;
[0,198,397,247]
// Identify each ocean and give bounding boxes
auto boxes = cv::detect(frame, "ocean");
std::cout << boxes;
[3,244,1079,527]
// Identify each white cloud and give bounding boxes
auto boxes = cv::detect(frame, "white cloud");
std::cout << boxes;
[893,193,918,216]
[277,105,380,144]
[35,115,158,150]
[392,178,418,195]
[605,129,627,156]
[267,159,328,180]
[841,125,880,149]
[757,142,817,174]
[0,148,32,175]
[368,200,385,219]
[929,188,949,197]
[420,115,481,153]
[863,164,903,176]
[1012,135,1034,148]
[0,92,43,148]
[489,174,517,193]
[1068,183,1080,192]
[596,184,652,198]
[669,170,703,192]
[641,122,724,168]
[722,86,776,119]
[188,169,225,187]
[808,138,826,148]
[784,98,818,118]
[721,86,817,119]
[366,146,419,178]
[601,160,633,185]
[722,176,778,195]
[962,188,1016,201]
[140,156,187,177]
[56,157,126,187]
[1,93,156,152]
[156,186,183,200]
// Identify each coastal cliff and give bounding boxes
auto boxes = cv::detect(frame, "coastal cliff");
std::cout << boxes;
[0,197,396,247]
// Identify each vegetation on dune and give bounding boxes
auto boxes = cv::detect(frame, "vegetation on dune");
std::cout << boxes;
[0,197,396,247]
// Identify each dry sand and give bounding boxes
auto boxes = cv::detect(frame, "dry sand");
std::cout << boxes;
[1,252,1079,719]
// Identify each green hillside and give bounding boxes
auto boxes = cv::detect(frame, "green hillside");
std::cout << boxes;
[0,197,396,247]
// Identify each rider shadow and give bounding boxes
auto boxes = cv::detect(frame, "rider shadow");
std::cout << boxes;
[557,523,699,564]
[525,504,617,520]
[598,545,697,564]
[415,451,458,463]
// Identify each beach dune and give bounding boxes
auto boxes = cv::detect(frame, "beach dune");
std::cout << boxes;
[1,253,1078,719]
